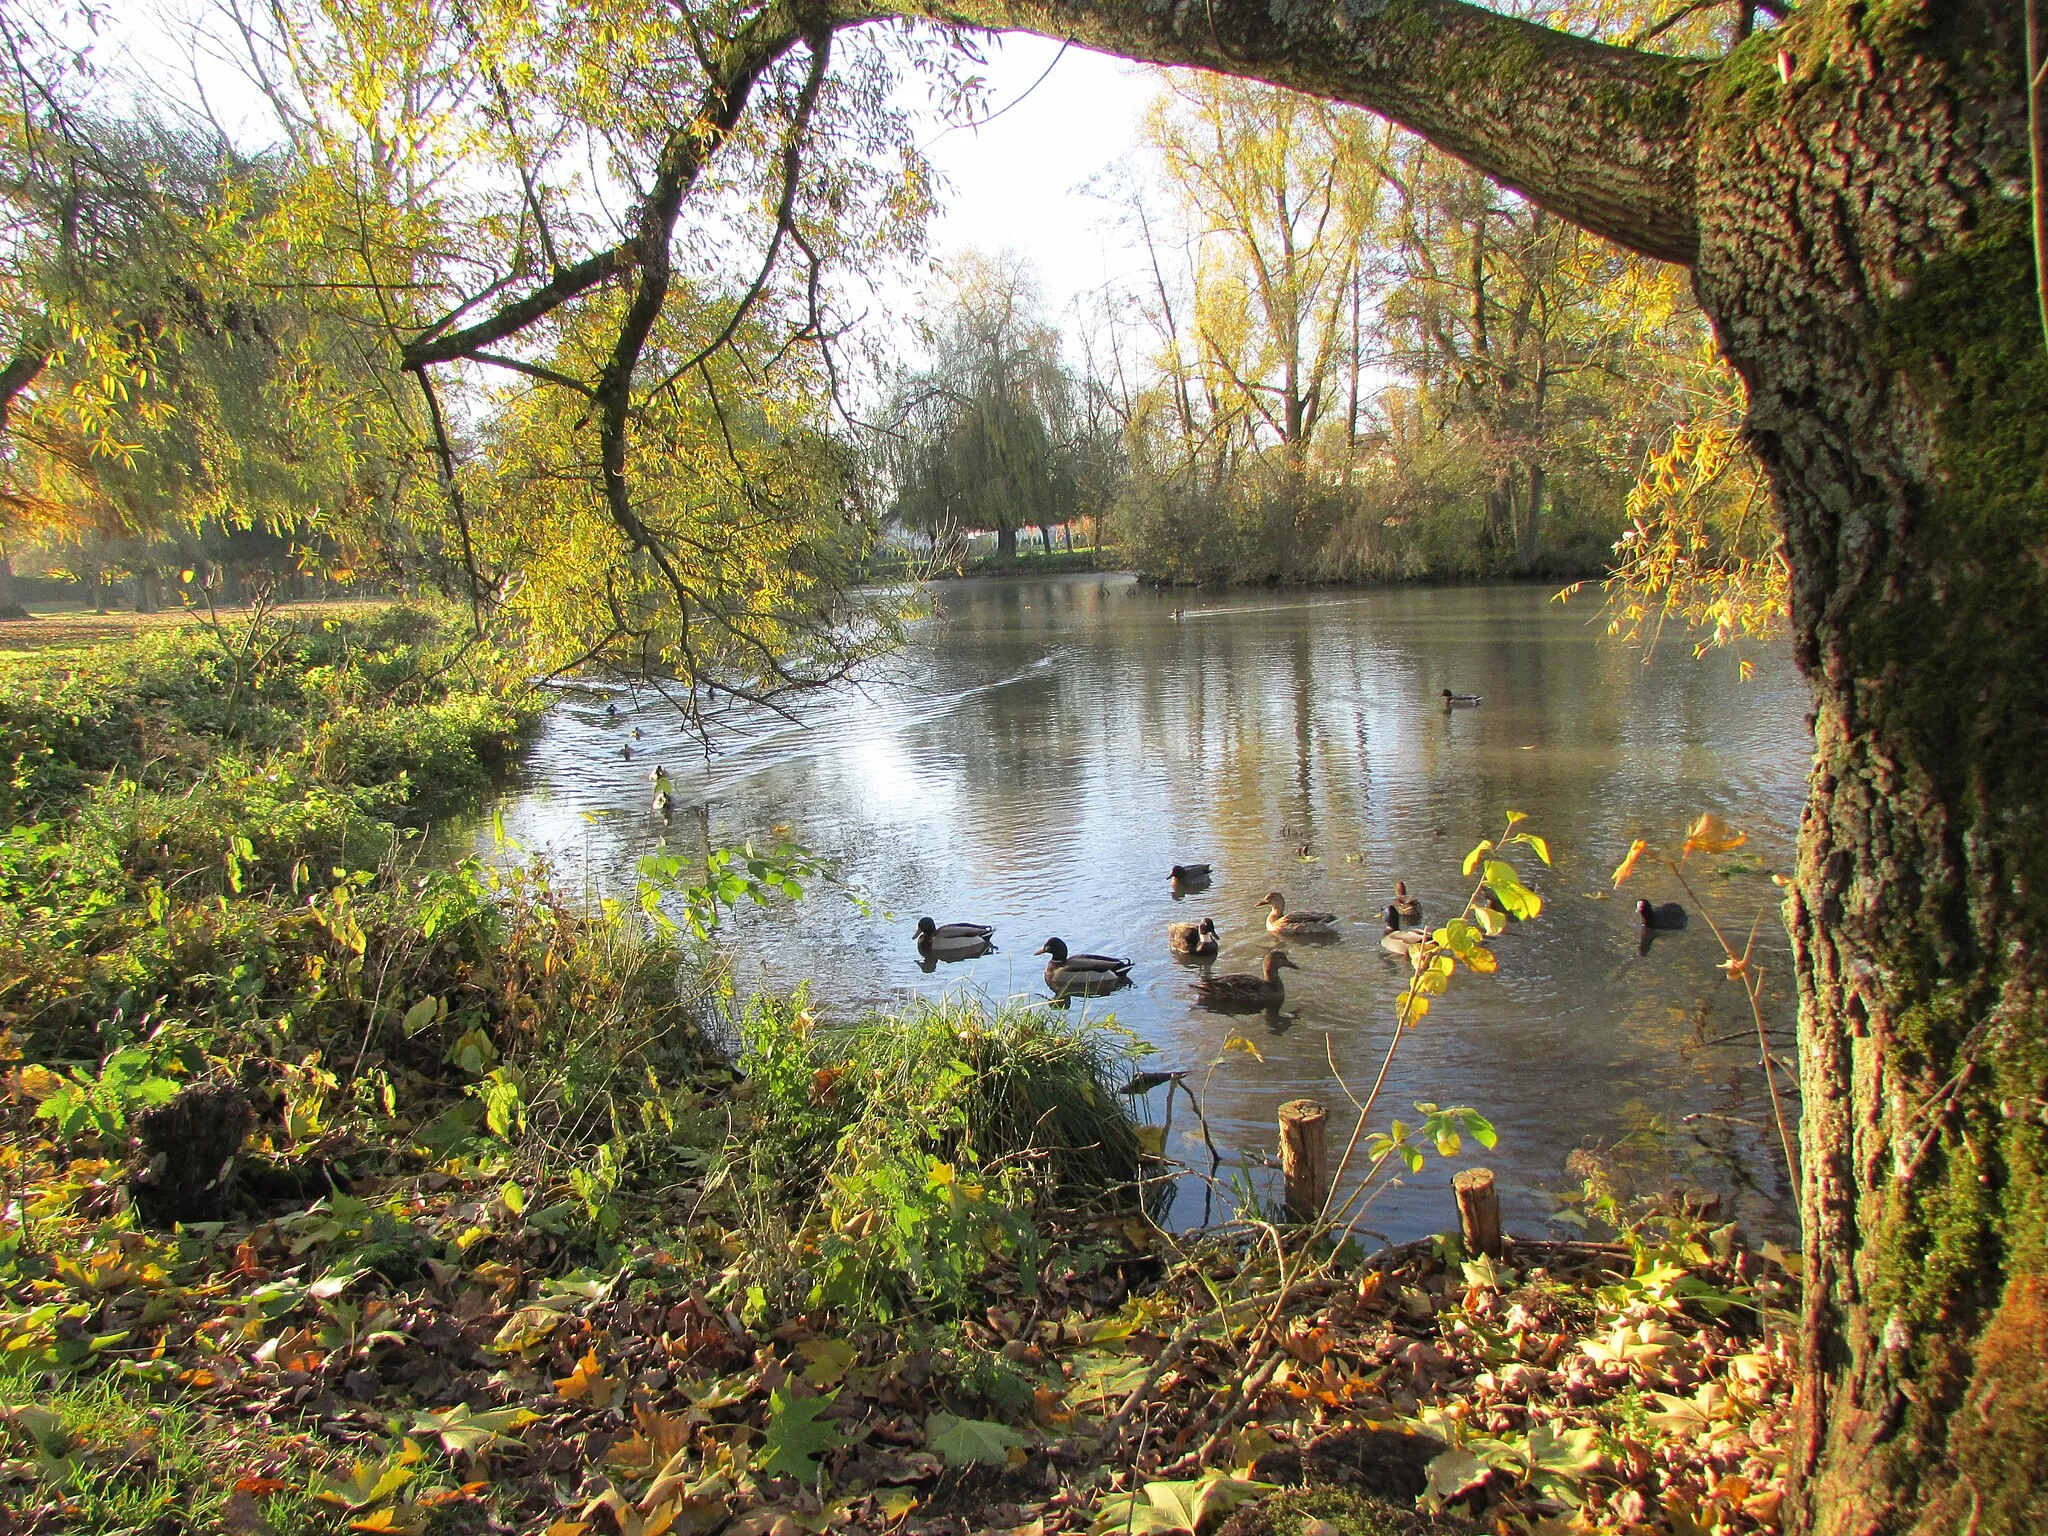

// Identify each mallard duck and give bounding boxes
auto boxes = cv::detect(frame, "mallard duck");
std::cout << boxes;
[649,765,673,818]
[1442,689,1482,707]
[1381,904,1429,957]
[1194,949,1297,1008]
[1037,937,1133,994]
[1390,881,1422,927]
[1169,863,1212,883]
[1638,899,1688,929]
[1258,890,1338,936]
[1168,917,1220,956]
[915,917,995,956]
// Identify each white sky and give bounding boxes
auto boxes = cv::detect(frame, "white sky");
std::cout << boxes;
[911,35,1163,318]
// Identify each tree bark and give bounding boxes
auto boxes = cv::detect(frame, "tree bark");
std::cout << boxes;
[1682,6,2045,1532]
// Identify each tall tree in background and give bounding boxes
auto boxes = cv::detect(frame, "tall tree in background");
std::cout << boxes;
[887,252,1086,560]
[1381,146,1640,572]
[1142,77,1386,479]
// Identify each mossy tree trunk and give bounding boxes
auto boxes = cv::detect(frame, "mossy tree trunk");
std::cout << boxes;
[855,0,2045,1528]
[1692,9,2046,1533]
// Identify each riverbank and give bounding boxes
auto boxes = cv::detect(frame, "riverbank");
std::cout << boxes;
[2,614,1797,1536]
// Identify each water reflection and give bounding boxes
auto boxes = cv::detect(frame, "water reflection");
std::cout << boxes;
[476,577,1814,1242]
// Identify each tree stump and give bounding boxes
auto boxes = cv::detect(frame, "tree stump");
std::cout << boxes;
[1453,1167,1502,1259]
[127,1081,253,1227]
[1279,1098,1328,1222]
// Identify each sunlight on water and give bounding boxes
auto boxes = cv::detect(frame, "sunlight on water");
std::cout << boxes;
[477,577,1814,1242]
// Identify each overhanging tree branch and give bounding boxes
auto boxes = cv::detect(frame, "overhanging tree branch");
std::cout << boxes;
[856,0,1705,265]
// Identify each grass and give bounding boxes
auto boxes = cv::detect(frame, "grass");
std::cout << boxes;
[0,1363,331,1535]
[0,598,398,653]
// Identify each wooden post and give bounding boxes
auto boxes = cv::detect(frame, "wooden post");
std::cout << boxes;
[1279,1098,1328,1222]
[1453,1167,1502,1259]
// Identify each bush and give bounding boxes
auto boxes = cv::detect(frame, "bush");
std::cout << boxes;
[725,994,1147,1322]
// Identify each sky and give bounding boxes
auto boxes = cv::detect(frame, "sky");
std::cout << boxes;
[909,35,1164,319]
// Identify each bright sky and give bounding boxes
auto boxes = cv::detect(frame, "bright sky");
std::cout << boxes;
[911,35,1164,318]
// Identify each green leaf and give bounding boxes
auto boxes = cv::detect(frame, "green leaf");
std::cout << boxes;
[1472,904,1507,937]
[410,1403,536,1459]
[927,1411,1030,1467]
[1515,832,1552,866]
[1143,1475,1274,1532]
[1425,1446,1490,1503]
[1482,860,1543,921]
[760,1388,847,1480]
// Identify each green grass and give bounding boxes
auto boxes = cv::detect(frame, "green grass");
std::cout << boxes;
[0,1364,334,1535]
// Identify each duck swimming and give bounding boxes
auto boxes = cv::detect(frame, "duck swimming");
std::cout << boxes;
[1391,881,1422,927]
[1168,917,1220,956]
[649,765,673,818]
[1442,690,1482,707]
[1037,937,1134,995]
[1194,949,1297,1009]
[915,917,996,955]
[1381,904,1429,957]
[1169,863,1212,883]
[1258,891,1338,936]
[1638,900,1688,929]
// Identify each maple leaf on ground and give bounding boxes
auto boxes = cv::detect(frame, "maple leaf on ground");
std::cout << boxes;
[758,1388,848,1481]
[926,1412,1029,1467]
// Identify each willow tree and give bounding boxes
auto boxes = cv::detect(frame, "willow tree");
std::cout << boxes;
[886,252,1083,559]
[185,0,2041,1527]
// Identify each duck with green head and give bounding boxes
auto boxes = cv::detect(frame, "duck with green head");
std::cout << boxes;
[1037,937,1134,995]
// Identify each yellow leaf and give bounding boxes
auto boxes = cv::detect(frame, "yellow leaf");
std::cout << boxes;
[557,1350,624,1409]
[1612,839,1649,887]
[1397,991,1430,1028]
[15,1063,62,1100]
[1683,813,1747,857]
[797,1336,858,1388]
[1222,1033,1264,1062]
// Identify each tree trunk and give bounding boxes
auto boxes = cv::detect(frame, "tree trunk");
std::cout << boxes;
[995,522,1016,561]
[0,551,27,621]
[1516,463,1543,574]
[1686,6,2046,1532]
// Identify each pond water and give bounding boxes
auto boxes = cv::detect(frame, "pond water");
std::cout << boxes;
[479,576,1814,1243]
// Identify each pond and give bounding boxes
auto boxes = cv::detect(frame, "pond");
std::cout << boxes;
[479,576,1814,1243]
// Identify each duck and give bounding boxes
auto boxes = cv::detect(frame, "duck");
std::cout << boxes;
[1168,863,1212,883]
[1258,890,1338,937]
[620,744,633,760]
[1194,949,1297,1009]
[1442,689,1483,707]
[1037,937,1134,995]
[1390,881,1422,927]
[915,917,996,955]
[630,726,644,739]
[1168,917,1220,956]
[1381,904,1429,957]
[1638,899,1688,930]
[649,765,674,818]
